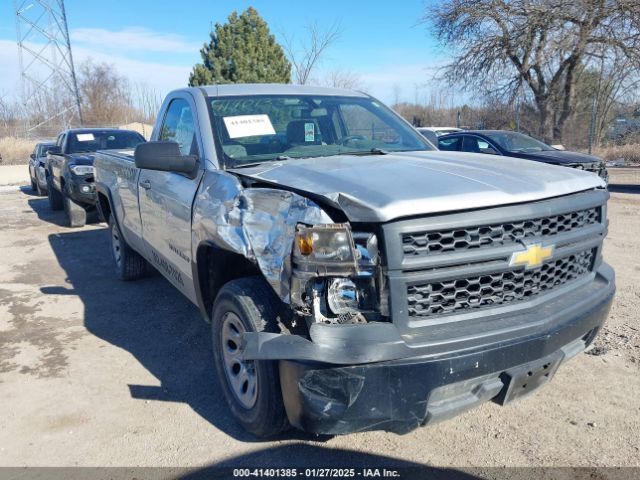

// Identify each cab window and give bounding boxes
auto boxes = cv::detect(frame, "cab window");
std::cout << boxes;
[438,136,461,151]
[461,136,498,154]
[160,98,198,156]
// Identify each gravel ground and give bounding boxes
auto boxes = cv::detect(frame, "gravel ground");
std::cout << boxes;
[0,175,638,471]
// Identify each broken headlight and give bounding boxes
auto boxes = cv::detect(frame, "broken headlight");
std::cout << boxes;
[292,224,384,323]
[294,224,357,269]
[327,278,359,314]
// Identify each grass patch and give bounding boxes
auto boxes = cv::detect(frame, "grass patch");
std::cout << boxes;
[0,137,36,165]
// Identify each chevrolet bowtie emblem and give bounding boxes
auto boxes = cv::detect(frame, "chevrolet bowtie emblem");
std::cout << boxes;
[509,243,554,269]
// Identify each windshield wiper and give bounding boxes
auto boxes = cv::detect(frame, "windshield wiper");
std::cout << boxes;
[231,155,293,169]
[232,161,266,169]
[347,148,389,156]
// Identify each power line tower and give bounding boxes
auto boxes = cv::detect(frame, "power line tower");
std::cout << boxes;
[14,0,83,134]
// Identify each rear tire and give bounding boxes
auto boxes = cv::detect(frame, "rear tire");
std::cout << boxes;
[47,176,63,211]
[109,214,147,280]
[63,192,87,228]
[212,277,289,438]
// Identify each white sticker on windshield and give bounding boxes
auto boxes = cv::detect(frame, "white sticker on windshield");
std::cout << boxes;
[223,114,275,139]
[76,133,95,142]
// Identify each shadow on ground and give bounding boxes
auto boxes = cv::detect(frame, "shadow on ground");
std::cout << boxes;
[26,195,67,227]
[23,186,102,227]
[43,228,330,443]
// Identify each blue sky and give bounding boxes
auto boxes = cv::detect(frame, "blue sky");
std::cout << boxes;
[0,0,448,104]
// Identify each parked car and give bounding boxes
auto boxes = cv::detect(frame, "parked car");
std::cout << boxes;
[416,126,462,145]
[437,130,609,183]
[94,84,614,438]
[46,128,146,227]
[28,141,55,196]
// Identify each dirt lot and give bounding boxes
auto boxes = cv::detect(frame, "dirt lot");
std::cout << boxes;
[0,175,639,471]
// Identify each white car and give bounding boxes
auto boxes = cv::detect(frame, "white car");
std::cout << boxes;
[416,127,462,145]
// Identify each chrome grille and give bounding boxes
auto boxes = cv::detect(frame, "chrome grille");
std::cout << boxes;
[402,207,599,258]
[406,248,595,318]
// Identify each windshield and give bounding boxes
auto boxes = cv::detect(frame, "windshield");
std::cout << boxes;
[208,95,434,167]
[485,131,553,153]
[37,144,54,157]
[68,131,145,154]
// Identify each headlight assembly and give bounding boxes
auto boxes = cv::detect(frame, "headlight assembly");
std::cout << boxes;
[69,165,94,176]
[294,224,357,266]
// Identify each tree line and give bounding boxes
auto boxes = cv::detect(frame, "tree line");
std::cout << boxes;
[2,3,639,146]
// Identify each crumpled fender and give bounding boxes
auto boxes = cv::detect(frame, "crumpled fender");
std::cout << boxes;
[192,169,332,302]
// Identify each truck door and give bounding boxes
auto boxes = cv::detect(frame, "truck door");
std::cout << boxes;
[138,96,203,302]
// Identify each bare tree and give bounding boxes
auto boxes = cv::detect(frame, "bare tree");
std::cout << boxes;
[322,69,365,90]
[77,60,138,125]
[426,0,640,142]
[0,93,21,130]
[133,83,163,124]
[593,56,640,142]
[282,21,342,85]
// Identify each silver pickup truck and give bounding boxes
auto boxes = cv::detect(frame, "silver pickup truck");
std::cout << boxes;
[94,84,615,437]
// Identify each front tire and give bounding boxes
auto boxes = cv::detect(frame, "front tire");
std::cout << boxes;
[108,214,147,280]
[63,192,87,228]
[47,176,63,211]
[212,277,288,437]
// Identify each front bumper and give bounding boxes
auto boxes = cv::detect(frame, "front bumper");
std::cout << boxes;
[275,264,615,435]
[67,175,97,206]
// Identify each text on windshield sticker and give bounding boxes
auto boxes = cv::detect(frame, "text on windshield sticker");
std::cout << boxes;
[223,114,276,139]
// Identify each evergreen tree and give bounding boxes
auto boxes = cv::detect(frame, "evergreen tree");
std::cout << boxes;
[189,7,291,86]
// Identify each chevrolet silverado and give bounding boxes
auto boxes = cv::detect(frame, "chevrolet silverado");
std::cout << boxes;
[93,84,615,437]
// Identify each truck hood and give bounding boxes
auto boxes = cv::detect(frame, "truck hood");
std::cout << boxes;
[66,153,96,166]
[229,151,605,222]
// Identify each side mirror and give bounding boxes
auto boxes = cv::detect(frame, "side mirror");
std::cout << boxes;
[134,141,198,177]
[47,146,61,155]
[30,153,36,160]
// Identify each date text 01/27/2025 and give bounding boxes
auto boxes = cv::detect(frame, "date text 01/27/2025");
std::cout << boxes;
[232,468,401,478]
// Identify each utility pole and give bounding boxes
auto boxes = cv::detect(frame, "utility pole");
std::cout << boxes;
[14,0,83,135]
[588,95,597,155]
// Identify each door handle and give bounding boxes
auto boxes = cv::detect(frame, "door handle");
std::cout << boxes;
[139,180,151,190]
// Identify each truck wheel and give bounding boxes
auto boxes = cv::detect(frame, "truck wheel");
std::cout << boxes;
[47,176,63,211]
[63,192,87,228]
[212,277,288,437]
[30,176,37,191]
[108,214,146,280]
[36,180,46,197]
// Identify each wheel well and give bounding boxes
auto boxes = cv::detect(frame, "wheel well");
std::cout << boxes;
[197,245,262,321]
[97,192,112,223]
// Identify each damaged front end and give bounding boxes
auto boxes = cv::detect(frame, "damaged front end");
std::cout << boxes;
[193,170,389,335]
[290,223,388,326]
[193,170,615,436]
